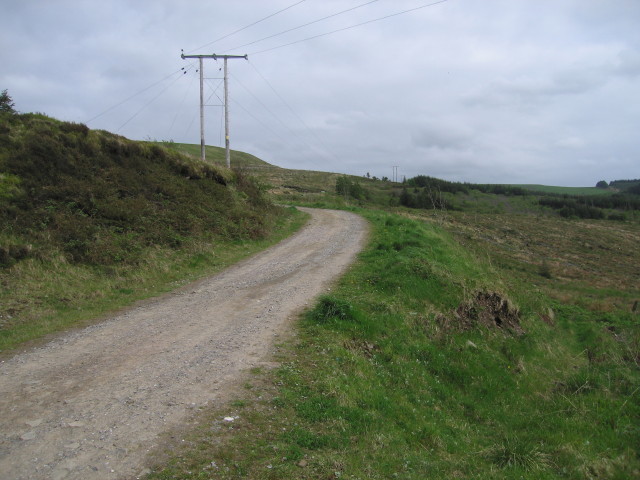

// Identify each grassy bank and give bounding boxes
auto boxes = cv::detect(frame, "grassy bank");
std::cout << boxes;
[148,208,639,479]
[0,207,307,354]
[0,111,310,353]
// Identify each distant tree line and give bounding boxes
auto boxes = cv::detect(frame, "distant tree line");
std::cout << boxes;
[609,179,640,192]
[539,194,640,219]
[399,175,530,209]
[399,174,640,218]
[594,179,640,194]
[405,175,469,194]
[398,187,452,210]
[538,198,606,219]
[404,175,529,197]
[541,193,640,210]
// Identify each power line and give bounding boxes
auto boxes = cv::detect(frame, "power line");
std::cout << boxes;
[248,60,340,163]
[167,68,200,138]
[231,97,288,145]
[230,72,331,166]
[117,71,186,132]
[231,72,301,142]
[250,0,450,55]
[86,65,194,124]
[187,0,308,54]
[226,0,380,52]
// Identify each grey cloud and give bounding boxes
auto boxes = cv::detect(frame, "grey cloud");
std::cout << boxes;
[2,0,638,186]
[411,124,473,151]
[465,67,607,110]
[614,49,640,78]
[555,136,586,149]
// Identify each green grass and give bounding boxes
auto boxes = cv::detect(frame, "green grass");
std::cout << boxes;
[426,210,640,313]
[2,124,637,477]
[0,207,308,354]
[155,141,273,169]
[146,208,639,479]
[1,115,312,353]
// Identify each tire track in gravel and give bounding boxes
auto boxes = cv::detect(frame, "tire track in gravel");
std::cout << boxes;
[0,208,368,480]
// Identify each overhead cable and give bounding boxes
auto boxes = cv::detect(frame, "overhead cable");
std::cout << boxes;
[117,72,185,132]
[167,67,199,138]
[248,60,341,163]
[226,0,380,52]
[86,63,195,125]
[187,0,308,54]
[250,0,450,55]
[231,72,300,140]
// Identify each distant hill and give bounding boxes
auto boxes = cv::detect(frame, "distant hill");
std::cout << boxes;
[158,142,274,169]
[0,112,279,268]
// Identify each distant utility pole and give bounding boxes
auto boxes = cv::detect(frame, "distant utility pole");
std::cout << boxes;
[180,52,247,167]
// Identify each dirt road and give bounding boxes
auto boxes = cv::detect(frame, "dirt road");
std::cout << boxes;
[0,208,368,480]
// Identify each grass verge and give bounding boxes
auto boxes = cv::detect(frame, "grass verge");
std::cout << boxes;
[147,208,639,479]
[0,207,307,355]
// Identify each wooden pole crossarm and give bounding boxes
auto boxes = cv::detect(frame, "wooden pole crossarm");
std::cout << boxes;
[180,52,248,165]
[181,54,248,60]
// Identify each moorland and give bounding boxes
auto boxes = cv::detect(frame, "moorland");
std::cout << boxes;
[1,106,638,479]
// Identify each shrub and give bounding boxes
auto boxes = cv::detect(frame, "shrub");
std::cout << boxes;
[308,296,358,324]
[336,176,366,200]
[539,260,553,279]
[487,437,552,471]
[0,89,16,114]
[0,113,279,268]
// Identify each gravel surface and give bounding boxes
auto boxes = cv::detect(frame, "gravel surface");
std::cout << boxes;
[0,208,368,480]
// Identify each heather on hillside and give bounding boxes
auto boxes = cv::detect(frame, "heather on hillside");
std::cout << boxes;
[0,112,278,267]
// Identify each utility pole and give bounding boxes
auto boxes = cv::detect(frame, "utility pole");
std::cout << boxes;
[181,52,247,167]
[223,58,230,168]
[198,57,204,161]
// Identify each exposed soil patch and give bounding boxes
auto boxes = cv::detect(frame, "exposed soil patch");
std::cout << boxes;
[439,291,524,335]
[344,338,379,358]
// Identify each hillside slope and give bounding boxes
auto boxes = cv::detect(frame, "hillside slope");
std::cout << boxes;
[0,112,298,350]
[0,113,282,267]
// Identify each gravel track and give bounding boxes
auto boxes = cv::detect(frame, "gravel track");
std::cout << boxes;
[0,208,368,480]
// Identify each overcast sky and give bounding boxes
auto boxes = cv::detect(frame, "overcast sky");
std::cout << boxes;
[2,0,639,185]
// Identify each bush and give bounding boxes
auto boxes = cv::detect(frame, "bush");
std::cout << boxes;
[539,260,552,279]
[308,296,359,324]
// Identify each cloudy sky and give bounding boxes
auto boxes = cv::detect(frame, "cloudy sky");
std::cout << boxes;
[2,0,639,185]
